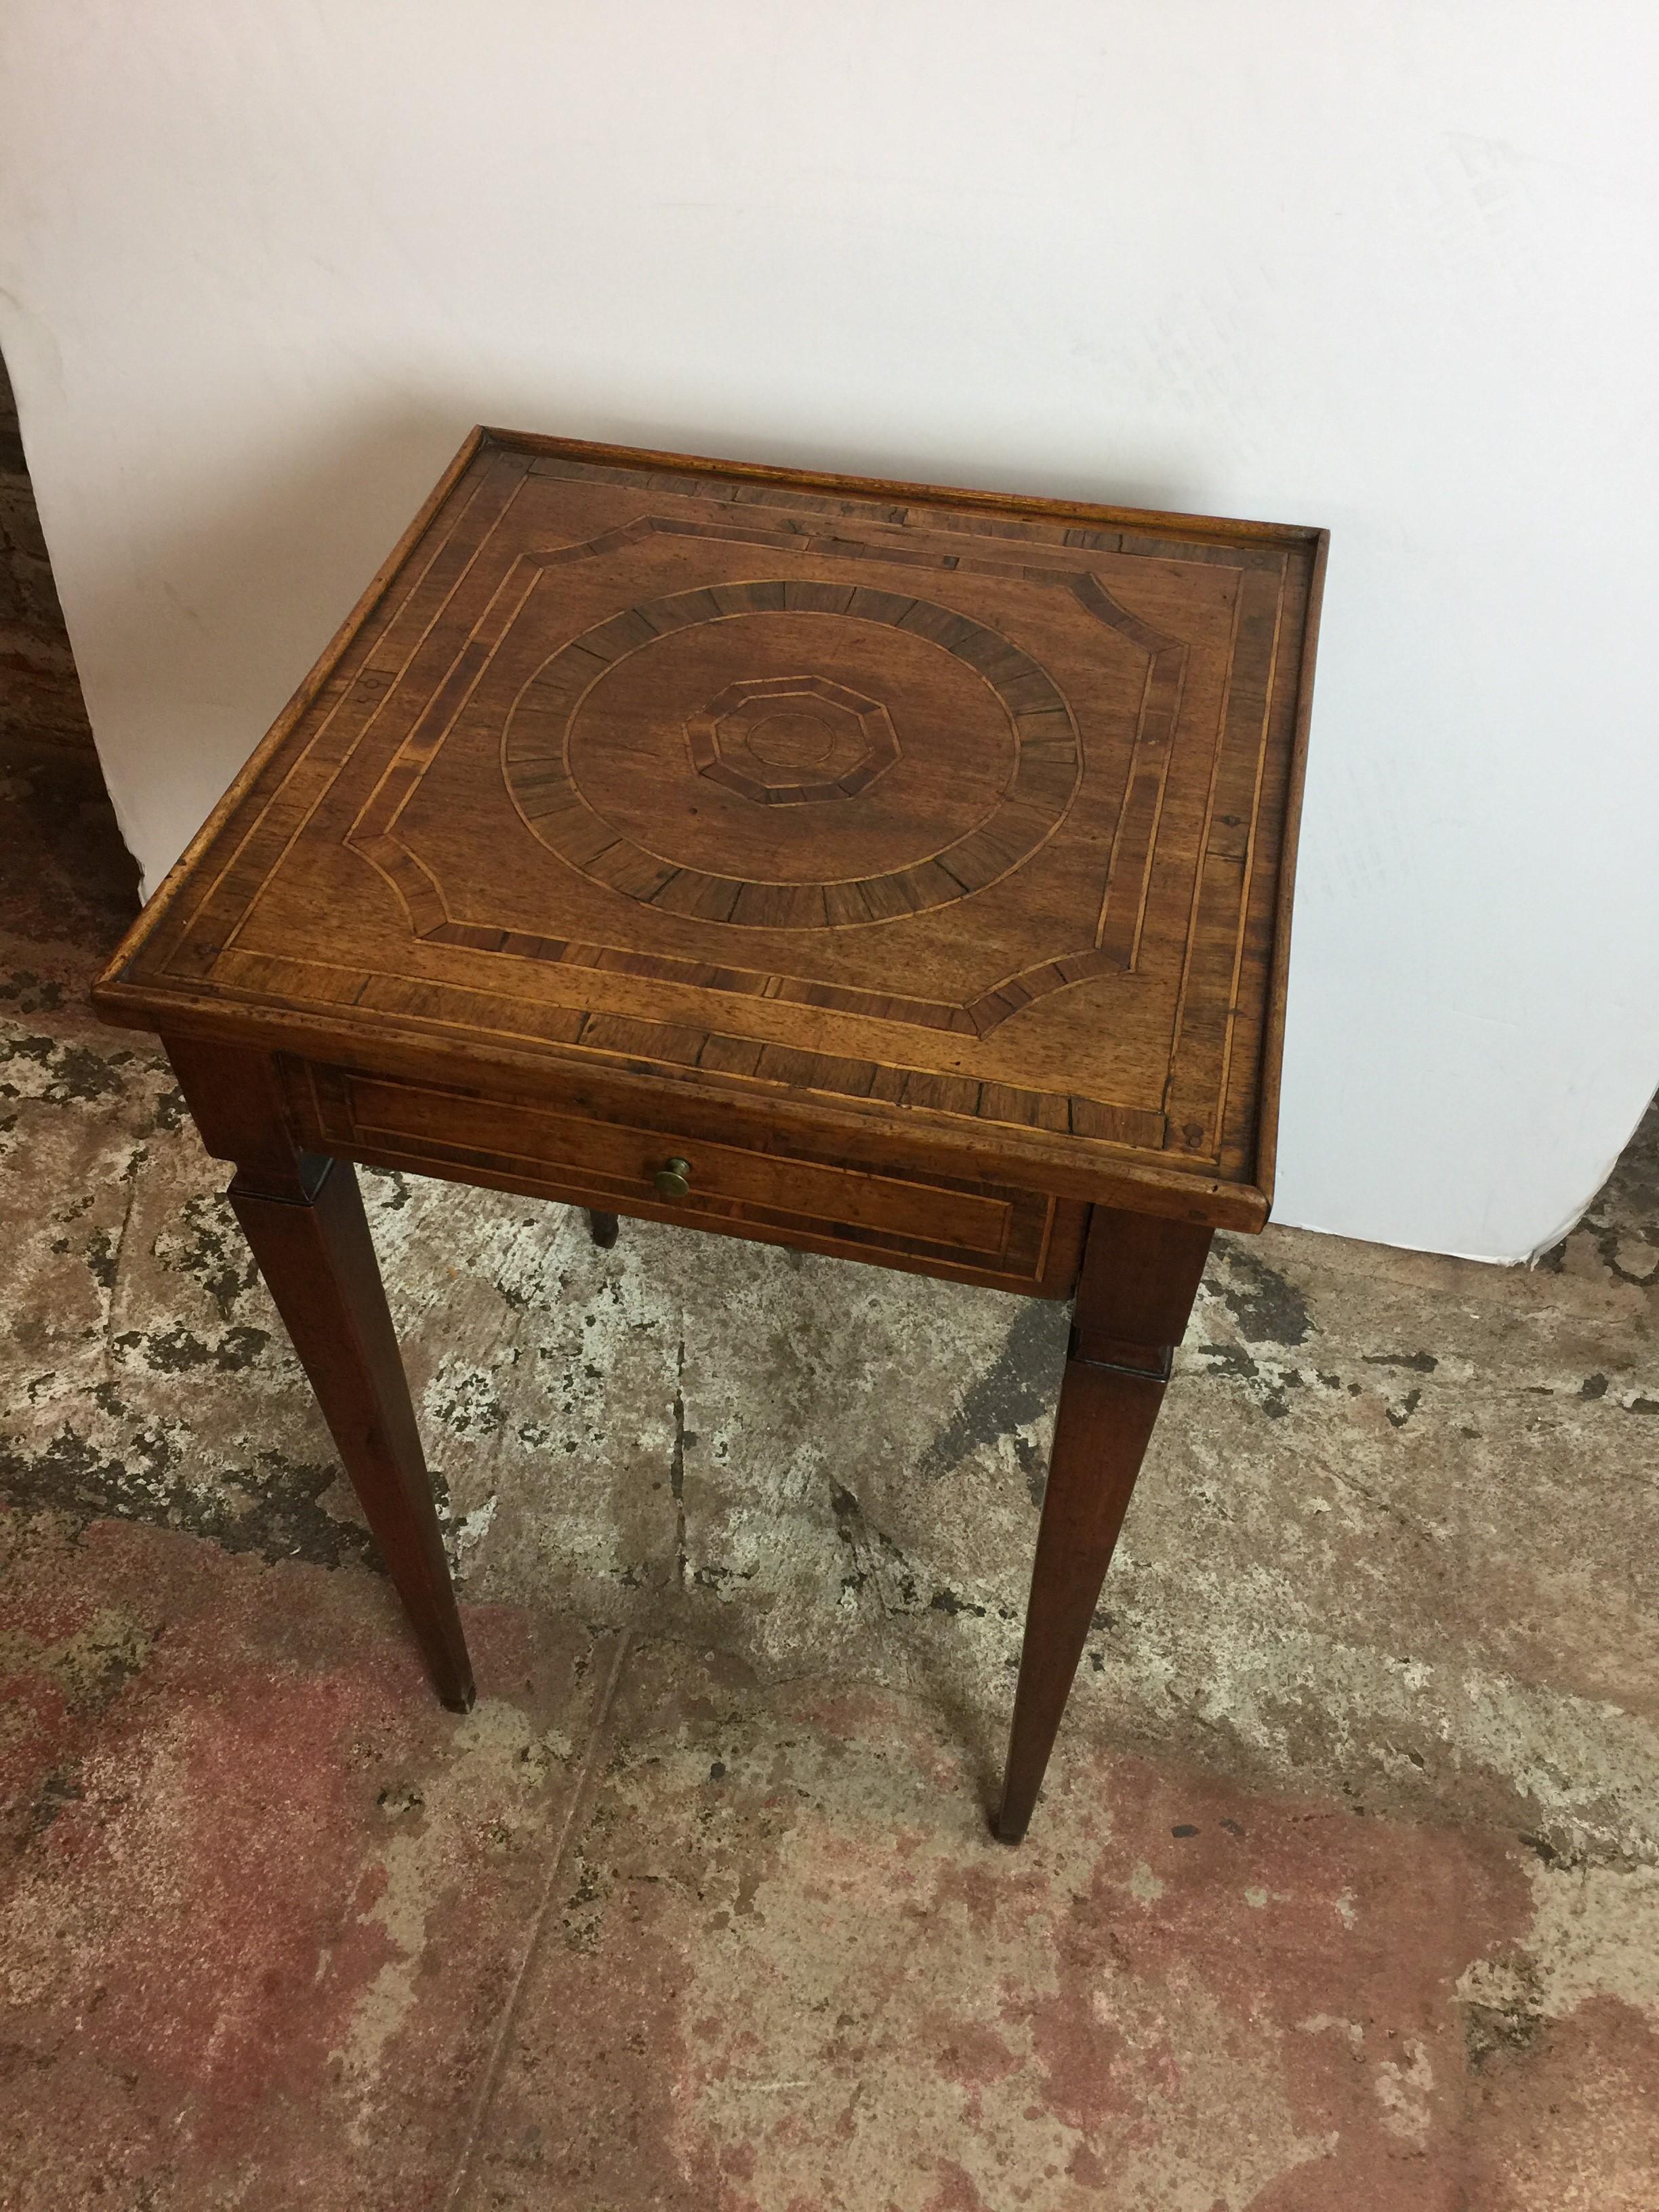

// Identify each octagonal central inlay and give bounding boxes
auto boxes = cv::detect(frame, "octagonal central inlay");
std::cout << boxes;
[687,674,901,806]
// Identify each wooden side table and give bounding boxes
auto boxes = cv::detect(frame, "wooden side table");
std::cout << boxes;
[93,431,1325,1841]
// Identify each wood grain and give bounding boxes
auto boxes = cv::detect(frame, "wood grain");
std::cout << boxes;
[94,429,1326,1230]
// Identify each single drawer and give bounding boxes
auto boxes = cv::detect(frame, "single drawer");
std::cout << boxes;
[291,1061,1084,1294]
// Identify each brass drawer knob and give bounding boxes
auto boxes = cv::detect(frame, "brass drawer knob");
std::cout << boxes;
[653,1156,693,1200]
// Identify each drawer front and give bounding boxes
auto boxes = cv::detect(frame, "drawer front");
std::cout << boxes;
[291,1062,1083,1294]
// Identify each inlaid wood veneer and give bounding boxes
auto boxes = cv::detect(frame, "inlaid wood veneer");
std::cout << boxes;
[94,429,1326,1839]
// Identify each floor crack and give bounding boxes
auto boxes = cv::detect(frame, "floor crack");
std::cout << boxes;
[441,1627,633,2212]
[670,1326,687,1588]
[100,1164,140,1376]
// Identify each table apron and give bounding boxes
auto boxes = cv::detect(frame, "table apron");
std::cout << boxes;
[283,1054,1089,1298]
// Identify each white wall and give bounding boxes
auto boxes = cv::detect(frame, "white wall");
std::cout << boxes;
[1,1,1655,1261]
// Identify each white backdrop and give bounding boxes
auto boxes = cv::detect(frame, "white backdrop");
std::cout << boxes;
[1,1,1655,1261]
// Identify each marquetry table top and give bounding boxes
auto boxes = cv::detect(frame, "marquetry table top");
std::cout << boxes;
[95,430,1326,1231]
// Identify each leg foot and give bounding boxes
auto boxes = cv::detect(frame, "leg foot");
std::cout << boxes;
[588,1209,619,1250]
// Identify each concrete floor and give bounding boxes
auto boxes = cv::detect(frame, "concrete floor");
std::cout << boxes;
[2,724,1656,2209]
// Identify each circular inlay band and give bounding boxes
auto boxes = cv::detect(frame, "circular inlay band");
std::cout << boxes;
[502,579,1080,929]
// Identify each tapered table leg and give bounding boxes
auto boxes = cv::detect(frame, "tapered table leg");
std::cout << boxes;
[587,1210,620,1250]
[230,1158,474,1708]
[996,1206,1212,1843]
[167,1038,474,1711]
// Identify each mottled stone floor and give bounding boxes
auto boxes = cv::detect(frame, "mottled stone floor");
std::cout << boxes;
[2,724,1656,2208]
